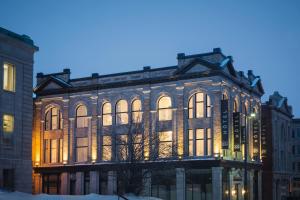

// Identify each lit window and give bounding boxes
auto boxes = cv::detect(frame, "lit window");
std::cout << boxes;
[44,139,63,163]
[132,99,142,123]
[196,129,204,156]
[3,63,15,92]
[188,130,194,156]
[50,139,57,163]
[45,107,63,130]
[76,137,88,162]
[188,93,212,118]
[3,114,14,133]
[116,100,128,125]
[102,135,112,161]
[132,133,143,160]
[76,105,88,128]
[158,131,172,158]
[116,134,128,161]
[158,96,172,121]
[188,128,212,157]
[102,102,112,126]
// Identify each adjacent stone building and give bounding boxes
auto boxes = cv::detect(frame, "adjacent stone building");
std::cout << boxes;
[261,92,295,200]
[0,27,38,192]
[32,48,264,200]
[291,118,300,197]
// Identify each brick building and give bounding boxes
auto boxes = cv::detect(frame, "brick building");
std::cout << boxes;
[32,48,264,200]
[0,27,38,192]
[291,118,300,197]
[261,92,295,200]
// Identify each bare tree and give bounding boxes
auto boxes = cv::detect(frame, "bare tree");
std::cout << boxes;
[104,115,182,195]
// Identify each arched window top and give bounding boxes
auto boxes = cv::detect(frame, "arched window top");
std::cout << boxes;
[132,99,142,111]
[158,96,172,109]
[243,102,249,115]
[116,100,128,113]
[102,102,112,114]
[45,106,62,131]
[76,105,87,117]
[188,92,211,118]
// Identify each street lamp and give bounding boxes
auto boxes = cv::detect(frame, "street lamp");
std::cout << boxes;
[244,112,256,200]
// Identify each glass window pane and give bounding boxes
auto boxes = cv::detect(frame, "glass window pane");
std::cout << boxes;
[159,109,172,121]
[196,140,204,156]
[188,130,193,140]
[188,97,194,108]
[103,115,112,126]
[116,100,128,112]
[189,141,194,156]
[50,140,57,163]
[103,103,111,114]
[103,136,112,145]
[102,146,112,161]
[77,105,87,117]
[132,111,142,123]
[196,129,204,139]
[3,114,14,133]
[196,102,204,118]
[196,93,204,102]
[132,100,142,111]
[3,63,15,92]
[158,97,172,109]
[159,131,172,142]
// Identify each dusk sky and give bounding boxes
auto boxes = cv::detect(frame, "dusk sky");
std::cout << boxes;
[1,1,300,115]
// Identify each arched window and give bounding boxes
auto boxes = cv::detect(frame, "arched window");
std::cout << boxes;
[116,100,128,125]
[132,99,142,123]
[188,93,212,118]
[102,102,112,126]
[45,107,62,130]
[76,105,88,128]
[158,96,172,121]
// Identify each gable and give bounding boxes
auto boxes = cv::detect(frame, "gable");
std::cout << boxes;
[34,76,72,93]
[185,63,210,73]
[43,81,63,90]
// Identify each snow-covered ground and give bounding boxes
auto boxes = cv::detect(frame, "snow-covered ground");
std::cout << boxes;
[0,191,161,200]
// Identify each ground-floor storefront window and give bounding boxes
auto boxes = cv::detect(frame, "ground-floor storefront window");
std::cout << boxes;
[99,171,108,195]
[42,174,61,194]
[186,169,212,200]
[151,169,176,200]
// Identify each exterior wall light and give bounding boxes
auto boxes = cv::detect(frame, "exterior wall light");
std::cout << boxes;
[231,189,237,196]
[242,189,246,195]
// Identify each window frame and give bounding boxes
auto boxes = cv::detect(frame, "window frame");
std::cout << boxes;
[3,62,16,92]
[102,102,112,126]
[158,96,172,121]
[45,107,63,131]
[132,99,143,123]
[188,92,211,119]
[116,100,128,125]
[188,128,212,157]
[76,105,88,128]
[3,114,14,133]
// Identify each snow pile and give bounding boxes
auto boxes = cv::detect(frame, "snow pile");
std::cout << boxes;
[0,191,162,200]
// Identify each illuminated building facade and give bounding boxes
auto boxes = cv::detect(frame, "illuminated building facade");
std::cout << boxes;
[0,27,38,192]
[33,48,264,200]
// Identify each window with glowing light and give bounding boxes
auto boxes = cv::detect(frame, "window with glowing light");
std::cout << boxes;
[116,100,128,125]
[102,102,112,126]
[158,96,172,121]
[76,137,88,162]
[76,105,88,128]
[188,128,212,156]
[45,107,63,130]
[188,93,212,118]
[3,63,15,92]
[3,114,14,133]
[132,99,142,123]
[117,134,128,161]
[158,131,173,158]
[44,139,63,163]
[102,135,112,161]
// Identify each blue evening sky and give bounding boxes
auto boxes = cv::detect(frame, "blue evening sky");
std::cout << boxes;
[1,1,300,116]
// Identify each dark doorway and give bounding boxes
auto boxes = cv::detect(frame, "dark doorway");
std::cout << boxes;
[3,169,14,191]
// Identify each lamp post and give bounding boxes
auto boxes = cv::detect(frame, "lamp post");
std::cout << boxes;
[244,112,256,200]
